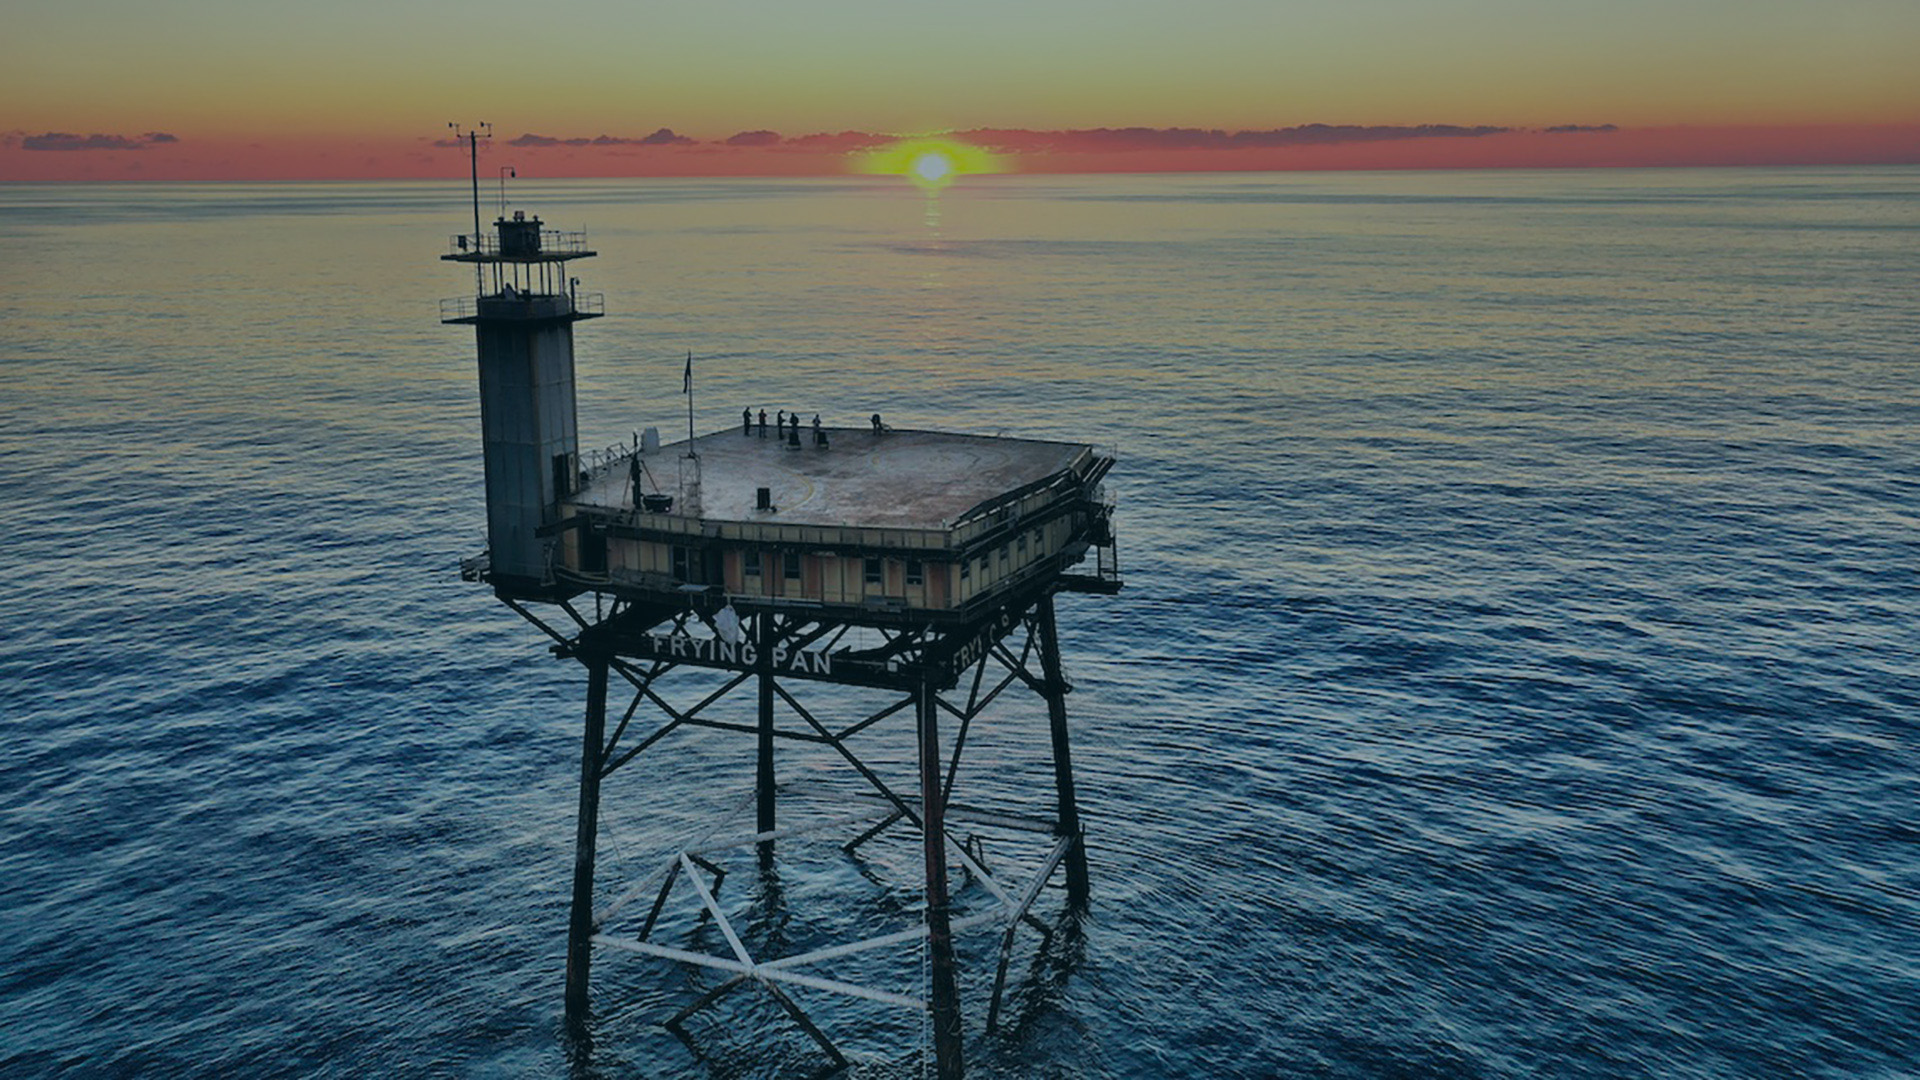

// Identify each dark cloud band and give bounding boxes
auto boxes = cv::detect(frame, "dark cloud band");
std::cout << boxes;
[483,123,1615,153]
[17,131,177,151]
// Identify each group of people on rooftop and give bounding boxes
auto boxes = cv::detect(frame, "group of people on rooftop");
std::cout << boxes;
[741,408,890,445]
[745,408,827,447]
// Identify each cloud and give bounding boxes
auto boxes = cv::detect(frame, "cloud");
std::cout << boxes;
[1235,123,1510,145]
[455,122,1617,157]
[784,130,888,151]
[952,124,1518,154]
[465,127,885,152]
[958,126,1225,152]
[19,131,179,151]
[507,129,696,148]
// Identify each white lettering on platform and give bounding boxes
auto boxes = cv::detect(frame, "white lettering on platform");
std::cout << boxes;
[944,609,1019,674]
[637,629,826,674]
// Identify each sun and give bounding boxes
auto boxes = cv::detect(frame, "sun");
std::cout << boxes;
[910,150,956,188]
[852,137,1009,190]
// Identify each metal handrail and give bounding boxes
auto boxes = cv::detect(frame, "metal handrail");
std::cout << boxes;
[580,440,640,485]
[447,229,592,258]
[438,292,603,321]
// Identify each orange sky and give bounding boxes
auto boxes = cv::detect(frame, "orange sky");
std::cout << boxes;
[3,0,1917,181]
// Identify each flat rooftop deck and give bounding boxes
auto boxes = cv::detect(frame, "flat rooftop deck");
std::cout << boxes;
[575,427,1092,530]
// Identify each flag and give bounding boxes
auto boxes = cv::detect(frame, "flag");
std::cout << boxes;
[683,351,693,394]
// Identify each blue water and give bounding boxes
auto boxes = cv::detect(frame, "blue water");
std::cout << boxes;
[2,167,1917,1077]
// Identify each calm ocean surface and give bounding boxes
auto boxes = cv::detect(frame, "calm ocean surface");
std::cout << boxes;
[2,167,1917,1078]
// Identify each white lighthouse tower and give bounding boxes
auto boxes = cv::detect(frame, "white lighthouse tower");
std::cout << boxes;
[441,127,601,593]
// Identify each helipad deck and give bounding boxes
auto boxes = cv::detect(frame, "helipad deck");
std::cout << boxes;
[575,427,1094,530]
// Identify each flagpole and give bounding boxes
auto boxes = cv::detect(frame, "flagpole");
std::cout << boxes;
[684,351,696,456]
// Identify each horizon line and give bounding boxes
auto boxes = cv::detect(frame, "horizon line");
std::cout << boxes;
[3,122,1916,183]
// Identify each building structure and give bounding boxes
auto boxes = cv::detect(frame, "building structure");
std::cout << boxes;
[442,146,1118,1077]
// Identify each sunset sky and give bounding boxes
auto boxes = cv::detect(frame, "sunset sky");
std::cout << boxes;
[4,0,1917,181]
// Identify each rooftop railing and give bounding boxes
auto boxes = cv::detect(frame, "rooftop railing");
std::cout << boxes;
[447,229,594,259]
[439,292,603,322]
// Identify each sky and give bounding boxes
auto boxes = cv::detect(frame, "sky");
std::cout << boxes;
[3,0,1917,181]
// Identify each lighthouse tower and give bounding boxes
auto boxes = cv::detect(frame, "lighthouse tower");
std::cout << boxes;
[441,146,601,593]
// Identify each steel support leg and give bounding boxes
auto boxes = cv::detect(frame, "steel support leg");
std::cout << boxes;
[919,679,964,1078]
[565,654,611,1026]
[757,616,776,867]
[1036,595,1090,907]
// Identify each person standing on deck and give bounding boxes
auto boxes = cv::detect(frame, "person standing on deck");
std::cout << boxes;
[742,408,752,435]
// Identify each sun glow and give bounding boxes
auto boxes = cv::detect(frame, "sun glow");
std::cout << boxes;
[853,137,1008,190]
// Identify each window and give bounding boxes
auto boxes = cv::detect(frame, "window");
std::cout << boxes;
[906,560,923,586]
[744,549,762,577]
[1016,533,1027,556]
[998,544,1010,566]
[672,546,690,581]
[864,558,883,585]
[960,559,971,581]
[580,531,606,574]
[784,550,802,580]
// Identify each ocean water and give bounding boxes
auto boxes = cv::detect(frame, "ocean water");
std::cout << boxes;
[2,166,1917,1078]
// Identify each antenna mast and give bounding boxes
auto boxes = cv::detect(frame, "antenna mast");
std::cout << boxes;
[449,122,491,293]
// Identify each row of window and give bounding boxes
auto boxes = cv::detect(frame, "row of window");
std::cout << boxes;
[742,549,803,580]
[731,527,1048,590]
[740,550,926,587]
[958,527,1049,582]
[863,559,925,587]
